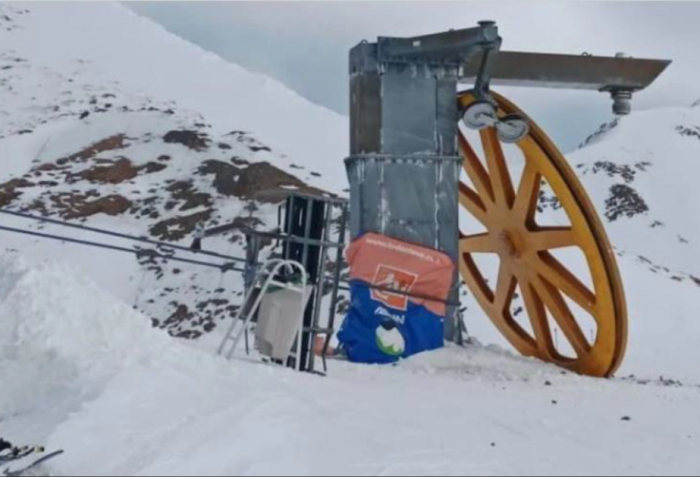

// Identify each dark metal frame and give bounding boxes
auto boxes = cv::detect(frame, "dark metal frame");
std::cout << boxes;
[278,192,348,374]
[202,192,349,374]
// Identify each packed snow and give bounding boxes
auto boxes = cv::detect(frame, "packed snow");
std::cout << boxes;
[1,2,699,476]
[2,255,699,476]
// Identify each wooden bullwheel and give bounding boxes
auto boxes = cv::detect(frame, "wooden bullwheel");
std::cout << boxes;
[458,91,627,377]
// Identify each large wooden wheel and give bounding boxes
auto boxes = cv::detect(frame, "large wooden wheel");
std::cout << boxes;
[458,91,627,377]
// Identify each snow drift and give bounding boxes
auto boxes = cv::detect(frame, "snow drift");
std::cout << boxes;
[0,254,170,417]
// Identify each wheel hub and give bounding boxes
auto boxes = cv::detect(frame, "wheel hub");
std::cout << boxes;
[496,231,519,258]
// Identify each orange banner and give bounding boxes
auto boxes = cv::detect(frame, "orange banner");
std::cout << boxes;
[346,233,455,316]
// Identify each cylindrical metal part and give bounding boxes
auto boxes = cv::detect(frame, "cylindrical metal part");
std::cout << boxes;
[611,89,633,116]
[611,53,633,116]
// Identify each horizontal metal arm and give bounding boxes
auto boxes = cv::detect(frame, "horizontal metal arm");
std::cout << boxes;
[460,51,671,92]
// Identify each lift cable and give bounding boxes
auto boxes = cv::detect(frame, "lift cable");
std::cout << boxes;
[0,208,246,264]
[0,209,456,305]
[0,223,243,272]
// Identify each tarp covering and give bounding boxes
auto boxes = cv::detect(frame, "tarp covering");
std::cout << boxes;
[338,233,455,363]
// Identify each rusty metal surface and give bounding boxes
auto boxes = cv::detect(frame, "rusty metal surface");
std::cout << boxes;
[460,51,671,91]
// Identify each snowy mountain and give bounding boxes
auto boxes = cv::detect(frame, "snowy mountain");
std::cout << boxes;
[0,3,347,183]
[576,106,700,278]
[0,1,345,341]
[1,2,700,476]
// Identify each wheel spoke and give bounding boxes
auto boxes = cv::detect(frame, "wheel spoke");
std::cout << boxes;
[494,262,516,311]
[531,227,577,251]
[531,252,597,316]
[460,233,495,254]
[512,163,541,224]
[481,128,515,208]
[459,183,489,226]
[520,279,555,357]
[532,276,592,357]
[459,253,495,304]
[459,133,495,206]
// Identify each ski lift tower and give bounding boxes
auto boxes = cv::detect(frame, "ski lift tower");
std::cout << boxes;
[345,22,669,375]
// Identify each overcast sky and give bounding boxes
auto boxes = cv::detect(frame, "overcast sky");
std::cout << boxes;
[126,1,700,152]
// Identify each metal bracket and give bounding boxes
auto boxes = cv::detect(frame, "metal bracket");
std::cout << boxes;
[459,50,671,115]
[371,21,503,104]
[374,22,501,65]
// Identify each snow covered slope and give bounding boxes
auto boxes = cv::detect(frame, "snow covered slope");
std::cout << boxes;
[0,1,346,341]
[1,2,700,475]
[0,2,347,187]
[575,108,700,278]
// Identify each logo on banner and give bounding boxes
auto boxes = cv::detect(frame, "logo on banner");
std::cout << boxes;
[370,265,418,311]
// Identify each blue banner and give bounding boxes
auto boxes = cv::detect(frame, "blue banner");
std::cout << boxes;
[338,283,444,364]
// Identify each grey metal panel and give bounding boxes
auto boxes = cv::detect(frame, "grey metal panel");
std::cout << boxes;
[361,160,382,235]
[381,159,438,246]
[346,155,460,254]
[348,158,383,238]
[460,51,671,91]
[435,158,461,342]
[345,159,363,238]
[350,72,382,154]
[381,65,438,155]
[376,24,499,64]
[350,38,463,156]
[435,77,459,156]
[349,41,378,75]
[436,158,461,260]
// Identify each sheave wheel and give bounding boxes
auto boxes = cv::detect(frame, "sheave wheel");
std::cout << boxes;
[457,91,628,378]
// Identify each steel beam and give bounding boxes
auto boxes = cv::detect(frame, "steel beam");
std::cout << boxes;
[459,51,671,92]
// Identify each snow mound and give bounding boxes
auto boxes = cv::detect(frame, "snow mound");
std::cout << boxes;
[0,253,170,416]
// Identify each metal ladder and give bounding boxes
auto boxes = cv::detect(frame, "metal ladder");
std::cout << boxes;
[217,259,309,371]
